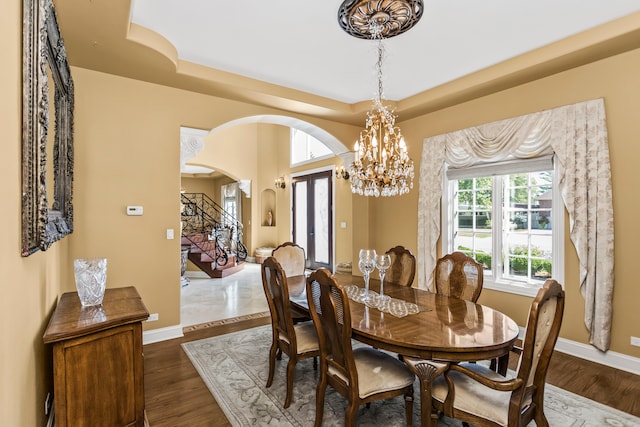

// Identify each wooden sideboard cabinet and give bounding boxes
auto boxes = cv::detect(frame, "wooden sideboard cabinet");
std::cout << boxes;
[43,286,149,427]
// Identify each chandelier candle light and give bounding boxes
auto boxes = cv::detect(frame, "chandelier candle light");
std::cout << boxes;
[338,0,422,197]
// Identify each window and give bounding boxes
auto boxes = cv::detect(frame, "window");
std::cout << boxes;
[443,157,563,297]
[290,128,333,166]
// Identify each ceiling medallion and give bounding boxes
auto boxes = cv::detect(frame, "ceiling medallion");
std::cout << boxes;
[338,0,424,39]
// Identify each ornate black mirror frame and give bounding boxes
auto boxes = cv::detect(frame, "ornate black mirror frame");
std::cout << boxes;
[22,0,74,256]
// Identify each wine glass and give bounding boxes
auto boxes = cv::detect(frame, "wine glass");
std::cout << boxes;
[375,253,391,302]
[358,249,377,301]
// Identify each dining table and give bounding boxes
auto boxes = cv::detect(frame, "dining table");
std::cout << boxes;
[287,273,520,427]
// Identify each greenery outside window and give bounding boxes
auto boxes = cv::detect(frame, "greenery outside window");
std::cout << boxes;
[290,128,333,166]
[443,156,564,297]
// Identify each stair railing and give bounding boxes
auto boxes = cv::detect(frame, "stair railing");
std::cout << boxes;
[181,193,247,266]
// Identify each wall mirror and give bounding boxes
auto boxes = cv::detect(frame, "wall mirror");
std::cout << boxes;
[22,0,74,256]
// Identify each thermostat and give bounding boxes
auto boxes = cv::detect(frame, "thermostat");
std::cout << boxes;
[127,206,143,216]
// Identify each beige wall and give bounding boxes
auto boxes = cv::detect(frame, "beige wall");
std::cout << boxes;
[375,47,640,358]
[181,176,216,200]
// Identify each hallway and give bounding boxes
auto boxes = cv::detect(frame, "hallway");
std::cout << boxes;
[180,262,267,328]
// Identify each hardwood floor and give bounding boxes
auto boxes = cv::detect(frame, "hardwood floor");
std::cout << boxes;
[144,316,640,426]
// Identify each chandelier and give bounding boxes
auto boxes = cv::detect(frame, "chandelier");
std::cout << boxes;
[338,0,422,197]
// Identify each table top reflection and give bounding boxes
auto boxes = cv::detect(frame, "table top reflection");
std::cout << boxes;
[288,275,519,362]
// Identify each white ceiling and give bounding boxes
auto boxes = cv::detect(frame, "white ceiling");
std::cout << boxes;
[130,0,640,104]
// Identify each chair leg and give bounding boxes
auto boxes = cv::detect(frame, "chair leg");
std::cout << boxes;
[534,411,549,427]
[284,358,296,408]
[266,342,277,388]
[344,401,359,427]
[314,376,327,427]
[405,390,414,427]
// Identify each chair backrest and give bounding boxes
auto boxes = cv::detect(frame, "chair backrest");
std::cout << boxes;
[261,257,296,347]
[306,269,358,391]
[385,246,416,287]
[509,279,564,419]
[435,251,484,302]
[272,242,306,278]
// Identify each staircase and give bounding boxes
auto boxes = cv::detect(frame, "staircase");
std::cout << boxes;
[181,233,244,278]
[181,193,248,278]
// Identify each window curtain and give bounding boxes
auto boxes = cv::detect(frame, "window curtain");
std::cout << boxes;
[417,98,614,351]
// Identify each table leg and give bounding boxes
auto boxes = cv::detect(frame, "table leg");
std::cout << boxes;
[402,358,448,427]
[496,353,510,376]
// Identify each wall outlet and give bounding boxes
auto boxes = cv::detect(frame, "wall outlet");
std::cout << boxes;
[147,313,159,322]
[631,336,640,347]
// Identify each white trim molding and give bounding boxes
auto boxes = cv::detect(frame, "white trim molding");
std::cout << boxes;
[517,327,640,376]
[555,337,640,376]
[143,324,184,345]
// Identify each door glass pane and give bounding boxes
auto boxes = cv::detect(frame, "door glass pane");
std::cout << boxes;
[314,178,329,263]
[294,181,308,254]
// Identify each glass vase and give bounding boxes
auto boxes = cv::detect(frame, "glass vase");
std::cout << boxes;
[74,258,107,306]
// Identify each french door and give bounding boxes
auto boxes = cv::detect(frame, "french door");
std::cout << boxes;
[292,170,333,271]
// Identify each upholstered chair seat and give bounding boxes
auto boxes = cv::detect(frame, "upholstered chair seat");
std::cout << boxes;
[284,322,318,353]
[432,363,515,425]
[328,347,415,399]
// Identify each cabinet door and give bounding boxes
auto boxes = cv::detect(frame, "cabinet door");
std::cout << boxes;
[53,323,144,427]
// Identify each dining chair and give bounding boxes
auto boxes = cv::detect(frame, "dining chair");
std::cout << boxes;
[435,251,484,302]
[385,245,416,287]
[272,241,311,322]
[306,268,415,427]
[430,279,565,427]
[261,257,319,408]
[272,241,307,278]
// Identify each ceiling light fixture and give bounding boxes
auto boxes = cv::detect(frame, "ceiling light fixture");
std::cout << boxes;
[338,0,422,197]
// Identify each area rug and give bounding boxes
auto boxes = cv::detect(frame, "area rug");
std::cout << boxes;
[182,312,270,333]
[182,325,640,426]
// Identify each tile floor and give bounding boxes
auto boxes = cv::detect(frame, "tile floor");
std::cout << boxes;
[181,262,267,327]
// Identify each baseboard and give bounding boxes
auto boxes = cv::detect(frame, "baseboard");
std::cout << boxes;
[143,324,184,345]
[517,327,640,376]
[185,270,208,279]
[555,336,640,376]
